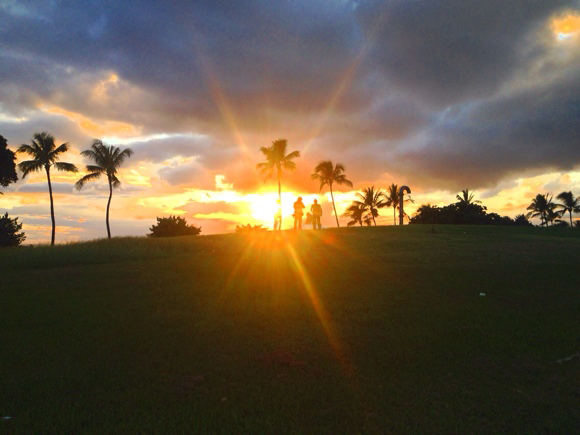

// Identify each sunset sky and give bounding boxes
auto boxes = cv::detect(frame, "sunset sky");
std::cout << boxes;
[1,0,579,243]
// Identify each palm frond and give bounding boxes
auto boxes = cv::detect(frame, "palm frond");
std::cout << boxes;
[18,160,44,178]
[284,150,300,161]
[52,143,70,156]
[282,160,297,171]
[75,172,103,190]
[54,162,78,173]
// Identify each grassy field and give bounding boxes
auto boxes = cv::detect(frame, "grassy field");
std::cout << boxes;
[1,225,579,433]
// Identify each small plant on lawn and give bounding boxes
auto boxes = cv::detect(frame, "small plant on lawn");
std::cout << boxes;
[148,216,201,237]
[235,223,268,233]
[0,213,26,247]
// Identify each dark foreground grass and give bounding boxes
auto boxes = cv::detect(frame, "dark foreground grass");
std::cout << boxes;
[1,226,579,433]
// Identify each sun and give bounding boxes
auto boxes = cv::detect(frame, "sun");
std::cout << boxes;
[248,192,279,226]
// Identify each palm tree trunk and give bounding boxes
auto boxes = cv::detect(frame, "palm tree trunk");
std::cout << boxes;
[371,207,377,226]
[106,178,113,239]
[570,210,573,227]
[46,166,56,246]
[329,184,339,227]
[393,205,396,225]
[278,176,282,230]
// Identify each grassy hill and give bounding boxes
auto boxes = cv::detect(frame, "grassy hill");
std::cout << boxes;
[1,226,579,433]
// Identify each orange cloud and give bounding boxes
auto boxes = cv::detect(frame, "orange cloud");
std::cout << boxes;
[39,105,140,138]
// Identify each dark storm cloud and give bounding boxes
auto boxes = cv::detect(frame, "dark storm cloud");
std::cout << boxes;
[355,0,577,105]
[1,0,579,192]
[393,70,580,190]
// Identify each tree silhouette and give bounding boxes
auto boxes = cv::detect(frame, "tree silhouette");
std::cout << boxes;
[148,216,201,237]
[526,193,556,227]
[17,132,78,245]
[0,135,18,194]
[256,139,300,229]
[456,189,481,206]
[0,213,26,247]
[384,183,414,225]
[353,186,387,226]
[75,139,134,239]
[555,191,580,227]
[343,203,371,227]
[311,161,353,227]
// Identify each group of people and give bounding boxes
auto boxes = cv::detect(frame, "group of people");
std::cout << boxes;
[273,197,323,230]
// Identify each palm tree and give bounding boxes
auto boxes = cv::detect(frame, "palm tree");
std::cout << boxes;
[343,203,371,227]
[75,139,134,239]
[456,189,481,206]
[353,186,388,226]
[384,183,414,225]
[556,191,580,227]
[17,132,78,245]
[311,161,353,227]
[256,139,300,228]
[526,193,555,227]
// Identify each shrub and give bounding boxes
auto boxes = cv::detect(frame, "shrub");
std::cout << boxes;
[0,213,26,247]
[147,216,201,238]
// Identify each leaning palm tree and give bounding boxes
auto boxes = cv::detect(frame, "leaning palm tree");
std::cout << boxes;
[353,186,388,226]
[556,191,580,227]
[256,139,300,228]
[17,132,78,245]
[311,161,353,227]
[526,193,555,227]
[456,189,481,206]
[384,183,414,225]
[75,139,134,239]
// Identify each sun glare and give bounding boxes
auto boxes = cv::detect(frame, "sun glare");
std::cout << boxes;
[552,13,580,40]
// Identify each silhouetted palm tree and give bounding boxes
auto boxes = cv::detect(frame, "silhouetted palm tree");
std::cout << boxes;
[556,191,580,227]
[343,203,368,227]
[311,161,353,227]
[256,139,300,227]
[75,139,134,239]
[456,189,481,205]
[353,186,387,226]
[17,132,78,245]
[526,193,556,227]
[384,183,414,225]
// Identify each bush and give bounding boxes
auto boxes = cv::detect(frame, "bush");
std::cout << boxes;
[0,213,26,247]
[147,216,201,238]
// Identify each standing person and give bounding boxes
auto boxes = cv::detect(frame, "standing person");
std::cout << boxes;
[311,199,322,230]
[293,197,305,230]
[273,199,282,230]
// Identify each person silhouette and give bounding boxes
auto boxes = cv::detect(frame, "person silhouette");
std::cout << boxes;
[273,199,282,231]
[311,199,322,230]
[293,197,305,230]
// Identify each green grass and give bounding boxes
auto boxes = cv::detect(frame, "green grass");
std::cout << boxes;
[1,226,579,433]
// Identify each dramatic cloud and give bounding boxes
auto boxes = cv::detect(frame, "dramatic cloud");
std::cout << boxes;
[0,0,579,241]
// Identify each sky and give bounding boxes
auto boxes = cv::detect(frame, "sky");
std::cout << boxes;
[1,0,579,243]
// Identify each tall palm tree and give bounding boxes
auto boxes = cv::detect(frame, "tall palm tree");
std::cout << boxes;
[384,183,414,225]
[311,161,353,227]
[256,139,300,228]
[17,132,78,245]
[526,193,555,227]
[556,191,580,227]
[456,189,481,205]
[353,186,388,226]
[75,139,134,239]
